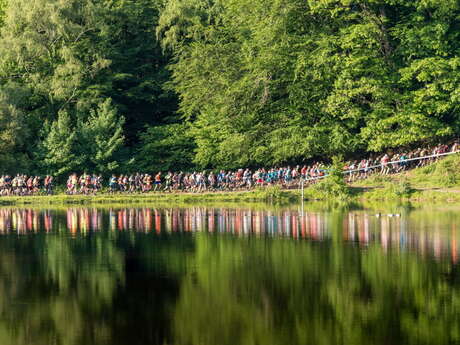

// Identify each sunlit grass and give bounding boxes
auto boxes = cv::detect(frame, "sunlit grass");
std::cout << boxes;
[0,187,300,207]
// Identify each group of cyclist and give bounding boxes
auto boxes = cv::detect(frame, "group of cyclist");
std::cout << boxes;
[0,141,458,196]
[108,173,162,193]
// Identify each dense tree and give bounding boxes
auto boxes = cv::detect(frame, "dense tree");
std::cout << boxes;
[0,0,179,174]
[0,82,32,173]
[40,99,125,178]
[0,0,459,173]
[98,0,178,142]
[79,99,125,174]
[158,0,460,168]
[40,110,81,177]
[136,123,196,172]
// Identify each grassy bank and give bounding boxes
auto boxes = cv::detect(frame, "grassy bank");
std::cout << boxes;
[0,186,300,206]
[347,154,460,202]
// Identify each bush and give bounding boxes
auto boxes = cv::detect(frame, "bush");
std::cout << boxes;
[304,157,351,201]
[393,180,413,197]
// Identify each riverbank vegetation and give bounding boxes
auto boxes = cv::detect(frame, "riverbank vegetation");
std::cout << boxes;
[0,187,299,206]
[0,0,458,179]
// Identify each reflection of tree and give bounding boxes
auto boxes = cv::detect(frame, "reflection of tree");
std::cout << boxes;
[360,246,460,345]
[0,229,124,345]
[105,233,193,345]
[0,221,194,345]
[0,207,459,345]
[173,232,460,345]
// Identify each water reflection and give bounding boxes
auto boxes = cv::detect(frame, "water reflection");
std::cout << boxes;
[0,207,458,262]
[0,206,459,345]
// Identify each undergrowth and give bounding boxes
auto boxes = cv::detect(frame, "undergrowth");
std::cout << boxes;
[363,179,414,200]
[304,157,352,202]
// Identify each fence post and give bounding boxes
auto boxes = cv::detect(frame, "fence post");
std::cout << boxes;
[301,179,305,205]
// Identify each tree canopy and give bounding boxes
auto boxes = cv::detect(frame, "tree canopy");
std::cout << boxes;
[0,0,459,174]
[159,0,460,168]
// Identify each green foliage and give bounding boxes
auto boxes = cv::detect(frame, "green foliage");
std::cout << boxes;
[41,99,125,178]
[159,0,460,167]
[0,0,460,174]
[41,110,81,177]
[354,174,392,188]
[136,123,196,172]
[0,82,32,173]
[79,99,125,174]
[392,179,414,197]
[257,185,283,201]
[0,0,6,26]
[252,185,297,203]
[433,157,459,187]
[365,180,414,200]
[407,155,460,188]
[305,157,351,201]
[0,0,177,174]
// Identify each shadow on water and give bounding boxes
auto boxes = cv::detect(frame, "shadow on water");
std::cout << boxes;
[0,204,458,345]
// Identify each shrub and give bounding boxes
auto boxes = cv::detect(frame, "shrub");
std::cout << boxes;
[304,157,351,201]
[393,180,413,197]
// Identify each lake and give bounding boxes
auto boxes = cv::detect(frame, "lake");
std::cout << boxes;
[0,205,459,345]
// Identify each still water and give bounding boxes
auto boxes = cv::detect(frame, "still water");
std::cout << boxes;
[0,206,459,345]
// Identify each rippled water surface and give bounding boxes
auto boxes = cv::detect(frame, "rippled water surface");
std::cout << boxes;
[0,205,459,345]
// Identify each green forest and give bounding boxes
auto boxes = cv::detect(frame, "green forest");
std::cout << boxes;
[0,0,459,178]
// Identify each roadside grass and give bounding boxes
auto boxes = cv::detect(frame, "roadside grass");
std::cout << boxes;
[409,155,460,188]
[0,187,300,206]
